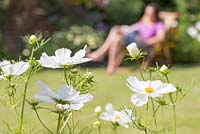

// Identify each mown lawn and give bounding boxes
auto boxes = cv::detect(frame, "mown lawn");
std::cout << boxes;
[0,65,200,134]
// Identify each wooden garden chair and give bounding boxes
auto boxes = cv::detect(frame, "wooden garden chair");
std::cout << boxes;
[146,11,179,65]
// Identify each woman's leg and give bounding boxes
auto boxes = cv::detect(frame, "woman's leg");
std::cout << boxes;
[114,52,125,69]
[106,37,123,74]
[87,26,122,61]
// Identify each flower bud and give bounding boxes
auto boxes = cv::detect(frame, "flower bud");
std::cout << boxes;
[160,65,169,75]
[94,106,101,114]
[84,72,94,80]
[71,68,80,74]
[55,104,65,112]
[29,35,39,45]
[93,121,101,127]
[126,43,141,60]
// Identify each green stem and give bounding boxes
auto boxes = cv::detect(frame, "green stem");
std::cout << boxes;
[165,75,169,83]
[19,76,30,133]
[9,81,20,128]
[14,106,20,128]
[56,113,62,134]
[144,128,148,134]
[98,126,101,134]
[149,72,152,80]
[60,112,72,133]
[172,104,176,134]
[19,48,35,133]
[137,60,145,80]
[66,123,72,134]
[112,126,117,134]
[34,109,54,134]
[71,112,75,134]
[145,102,149,126]
[97,117,101,134]
[165,75,176,134]
[150,98,157,128]
[64,69,69,85]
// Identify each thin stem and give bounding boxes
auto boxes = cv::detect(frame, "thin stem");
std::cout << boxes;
[172,104,176,134]
[71,112,75,134]
[144,128,148,134]
[165,75,176,134]
[98,126,101,134]
[137,60,145,80]
[9,81,20,128]
[153,105,160,117]
[14,106,20,128]
[66,123,72,134]
[97,117,101,134]
[112,126,117,134]
[34,109,54,134]
[19,48,35,133]
[19,76,30,132]
[29,48,35,61]
[60,112,72,133]
[165,75,169,83]
[56,113,62,134]
[145,102,149,126]
[149,72,152,80]
[150,98,157,128]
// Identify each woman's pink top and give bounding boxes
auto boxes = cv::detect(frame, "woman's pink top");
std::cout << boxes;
[137,21,165,41]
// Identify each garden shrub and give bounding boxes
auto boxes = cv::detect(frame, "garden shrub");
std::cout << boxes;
[27,25,104,58]
[105,0,144,25]
[172,37,200,63]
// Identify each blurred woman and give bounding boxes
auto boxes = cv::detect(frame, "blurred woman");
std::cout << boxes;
[87,3,166,74]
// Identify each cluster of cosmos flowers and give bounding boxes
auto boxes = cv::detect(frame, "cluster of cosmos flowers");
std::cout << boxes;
[0,37,177,133]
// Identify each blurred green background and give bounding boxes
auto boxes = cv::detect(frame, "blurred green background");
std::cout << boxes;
[0,0,200,63]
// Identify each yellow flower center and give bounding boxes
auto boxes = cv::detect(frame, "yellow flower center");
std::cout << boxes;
[114,115,121,121]
[145,87,153,93]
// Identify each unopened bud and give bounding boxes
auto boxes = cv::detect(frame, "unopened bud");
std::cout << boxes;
[55,104,65,112]
[93,121,101,127]
[29,35,38,45]
[160,65,169,75]
[94,106,101,114]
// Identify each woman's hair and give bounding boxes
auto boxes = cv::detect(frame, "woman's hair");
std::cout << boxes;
[147,3,160,22]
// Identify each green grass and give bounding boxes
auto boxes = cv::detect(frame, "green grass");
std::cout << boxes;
[0,65,200,134]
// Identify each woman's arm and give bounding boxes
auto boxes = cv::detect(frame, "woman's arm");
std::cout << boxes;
[119,24,138,34]
[143,28,166,46]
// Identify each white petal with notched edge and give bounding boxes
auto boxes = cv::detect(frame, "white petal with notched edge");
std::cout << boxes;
[35,80,93,111]
[38,46,92,68]
[100,103,135,128]
[0,61,29,78]
[127,76,176,107]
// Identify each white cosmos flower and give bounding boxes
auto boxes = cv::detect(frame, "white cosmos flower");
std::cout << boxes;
[0,60,10,67]
[187,26,198,38]
[35,81,93,111]
[195,21,200,31]
[100,104,134,128]
[0,61,29,79]
[127,77,176,107]
[38,46,92,68]
[126,42,140,59]
[197,34,200,42]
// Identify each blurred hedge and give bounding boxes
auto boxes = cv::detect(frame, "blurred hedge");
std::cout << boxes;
[24,25,104,58]
[105,0,144,25]
[171,0,200,63]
